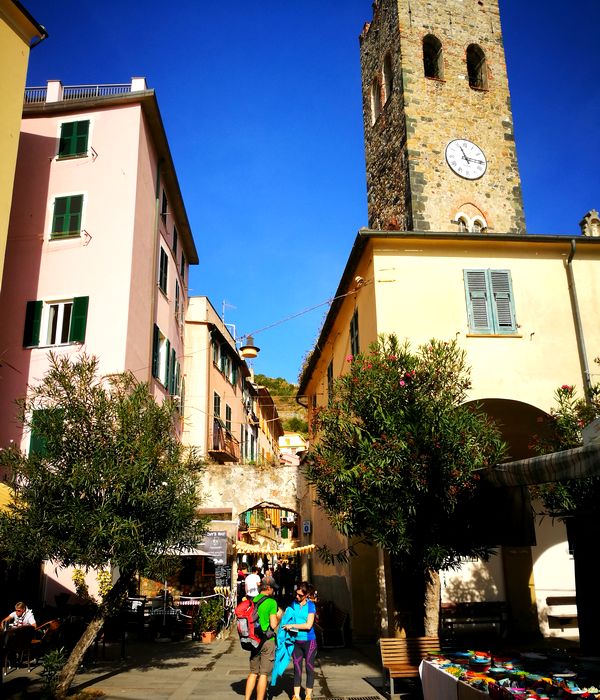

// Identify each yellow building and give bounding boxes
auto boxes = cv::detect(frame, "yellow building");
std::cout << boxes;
[0,0,46,289]
[297,0,600,643]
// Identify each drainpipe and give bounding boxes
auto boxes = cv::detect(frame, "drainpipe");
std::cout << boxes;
[566,239,593,401]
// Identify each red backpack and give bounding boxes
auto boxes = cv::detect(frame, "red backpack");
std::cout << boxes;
[235,595,275,651]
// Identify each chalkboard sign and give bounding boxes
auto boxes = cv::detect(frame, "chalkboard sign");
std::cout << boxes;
[199,530,227,565]
[215,565,231,587]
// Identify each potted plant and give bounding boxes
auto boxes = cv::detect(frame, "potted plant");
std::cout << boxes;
[194,599,222,642]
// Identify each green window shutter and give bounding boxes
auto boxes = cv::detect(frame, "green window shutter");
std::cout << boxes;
[23,300,42,347]
[164,339,171,387]
[464,270,493,333]
[159,248,168,292]
[69,296,89,342]
[173,227,178,256]
[232,364,238,387]
[350,309,360,355]
[152,325,160,378]
[59,120,89,157]
[52,195,83,237]
[490,270,517,333]
[170,347,176,394]
[29,410,48,457]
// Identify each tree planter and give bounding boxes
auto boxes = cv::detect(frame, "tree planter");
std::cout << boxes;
[201,631,217,643]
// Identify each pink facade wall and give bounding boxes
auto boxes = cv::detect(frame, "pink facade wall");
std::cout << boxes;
[0,98,188,455]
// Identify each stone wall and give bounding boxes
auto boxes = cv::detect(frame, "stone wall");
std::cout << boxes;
[201,463,300,516]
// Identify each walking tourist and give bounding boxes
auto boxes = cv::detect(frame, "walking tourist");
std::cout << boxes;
[282,581,317,700]
[244,566,261,598]
[244,580,281,700]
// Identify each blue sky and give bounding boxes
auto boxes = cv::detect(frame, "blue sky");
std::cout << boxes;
[21,1,600,383]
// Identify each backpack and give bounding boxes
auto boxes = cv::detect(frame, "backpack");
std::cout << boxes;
[235,595,275,651]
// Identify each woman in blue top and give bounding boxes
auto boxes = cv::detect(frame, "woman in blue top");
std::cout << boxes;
[282,581,317,700]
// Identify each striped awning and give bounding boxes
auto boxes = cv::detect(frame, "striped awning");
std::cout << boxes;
[234,543,316,555]
[483,443,600,487]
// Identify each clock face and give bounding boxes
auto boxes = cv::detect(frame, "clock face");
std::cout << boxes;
[445,139,487,180]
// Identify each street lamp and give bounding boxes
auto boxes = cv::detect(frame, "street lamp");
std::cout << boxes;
[240,335,260,360]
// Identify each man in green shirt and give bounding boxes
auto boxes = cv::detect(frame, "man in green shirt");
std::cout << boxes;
[245,580,281,700]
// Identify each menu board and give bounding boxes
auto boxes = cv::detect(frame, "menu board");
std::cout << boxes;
[200,530,227,565]
[215,565,231,587]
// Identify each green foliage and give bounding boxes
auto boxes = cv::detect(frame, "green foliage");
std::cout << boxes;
[0,353,207,590]
[254,374,297,398]
[531,381,600,516]
[194,597,223,633]
[40,647,67,696]
[304,335,507,573]
[282,416,308,434]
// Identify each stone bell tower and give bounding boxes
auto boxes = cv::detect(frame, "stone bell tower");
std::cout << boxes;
[359,0,526,235]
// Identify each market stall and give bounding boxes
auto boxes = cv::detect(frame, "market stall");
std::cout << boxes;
[420,649,600,699]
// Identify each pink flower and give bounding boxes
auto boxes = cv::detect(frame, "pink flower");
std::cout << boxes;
[399,380,406,387]
[346,355,353,362]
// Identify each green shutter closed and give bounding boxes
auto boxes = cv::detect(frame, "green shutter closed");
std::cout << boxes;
[165,339,171,387]
[29,410,48,457]
[69,296,89,343]
[59,120,90,157]
[23,300,43,347]
[152,325,160,378]
[490,270,517,333]
[464,270,492,333]
[169,348,176,394]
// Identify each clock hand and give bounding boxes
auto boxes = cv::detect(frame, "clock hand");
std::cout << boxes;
[459,146,470,163]
[465,157,485,165]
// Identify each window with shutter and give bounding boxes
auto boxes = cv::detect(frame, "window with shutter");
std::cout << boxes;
[350,309,360,356]
[58,120,90,158]
[159,248,168,293]
[52,195,83,238]
[152,325,160,378]
[24,297,89,347]
[327,360,334,404]
[464,269,517,334]
[23,300,43,347]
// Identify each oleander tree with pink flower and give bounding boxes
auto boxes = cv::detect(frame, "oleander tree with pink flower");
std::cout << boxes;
[304,334,506,637]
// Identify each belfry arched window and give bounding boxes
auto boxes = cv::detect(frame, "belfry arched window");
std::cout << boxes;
[383,53,393,103]
[371,77,382,124]
[423,35,443,80]
[466,44,488,89]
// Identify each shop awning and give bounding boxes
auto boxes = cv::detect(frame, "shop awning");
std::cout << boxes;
[234,543,316,555]
[482,443,600,487]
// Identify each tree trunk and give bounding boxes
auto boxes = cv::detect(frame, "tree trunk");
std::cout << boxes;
[55,571,132,698]
[54,614,105,698]
[423,569,441,638]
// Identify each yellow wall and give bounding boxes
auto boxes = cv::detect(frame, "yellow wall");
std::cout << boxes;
[0,0,44,289]
[301,233,600,639]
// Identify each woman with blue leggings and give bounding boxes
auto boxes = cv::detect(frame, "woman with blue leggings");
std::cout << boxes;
[283,581,317,700]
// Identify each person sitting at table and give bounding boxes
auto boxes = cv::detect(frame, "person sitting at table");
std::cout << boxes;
[2,601,36,628]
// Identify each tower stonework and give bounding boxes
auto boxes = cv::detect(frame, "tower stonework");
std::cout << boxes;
[360,0,526,234]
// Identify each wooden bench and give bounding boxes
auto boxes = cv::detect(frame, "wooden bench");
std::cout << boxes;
[546,596,578,631]
[441,601,508,639]
[380,636,440,699]
[314,603,347,648]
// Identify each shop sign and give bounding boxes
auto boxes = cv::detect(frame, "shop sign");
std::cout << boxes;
[200,530,228,565]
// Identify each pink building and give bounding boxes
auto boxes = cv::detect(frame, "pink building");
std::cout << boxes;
[0,78,198,468]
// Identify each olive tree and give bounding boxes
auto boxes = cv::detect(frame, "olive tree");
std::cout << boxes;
[0,354,206,696]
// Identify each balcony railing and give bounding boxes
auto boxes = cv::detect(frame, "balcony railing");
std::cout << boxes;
[24,83,133,104]
[208,420,240,464]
